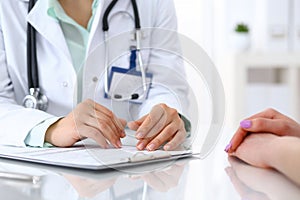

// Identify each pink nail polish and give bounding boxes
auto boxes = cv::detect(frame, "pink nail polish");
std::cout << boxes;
[240,120,252,129]
[224,142,232,153]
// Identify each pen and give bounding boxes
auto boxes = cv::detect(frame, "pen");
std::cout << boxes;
[0,171,41,184]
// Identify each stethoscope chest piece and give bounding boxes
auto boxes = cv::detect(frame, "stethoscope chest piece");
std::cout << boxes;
[23,88,48,111]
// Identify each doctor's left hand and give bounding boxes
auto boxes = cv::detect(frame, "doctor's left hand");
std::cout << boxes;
[127,104,186,151]
[45,99,127,148]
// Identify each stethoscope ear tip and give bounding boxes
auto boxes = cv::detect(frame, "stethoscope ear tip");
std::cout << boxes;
[114,94,122,99]
[113,93,139,100]
[131,94,139,100]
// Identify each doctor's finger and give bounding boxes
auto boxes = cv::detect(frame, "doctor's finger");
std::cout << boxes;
[96,120,122,148]
[127,115,148,131]
[163,129,186,151]
[93,111,121,136]
[85,114,122,148]
[136,106,165,138]
[142,106,181,140]
[146,122,180,151]
[83,127,109,149]
[140,113,170,140]
[93,110,125,138]
[87,99,125,131]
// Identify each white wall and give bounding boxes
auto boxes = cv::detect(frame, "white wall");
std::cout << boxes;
[174,0,300,130]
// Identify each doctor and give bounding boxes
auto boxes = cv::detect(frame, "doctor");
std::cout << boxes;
[0,0,190,150]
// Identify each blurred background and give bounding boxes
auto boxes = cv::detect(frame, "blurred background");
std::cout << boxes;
[174,0,300,130]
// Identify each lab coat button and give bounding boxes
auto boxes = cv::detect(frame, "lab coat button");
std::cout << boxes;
[92,77,98,82]
[62,82,68,87]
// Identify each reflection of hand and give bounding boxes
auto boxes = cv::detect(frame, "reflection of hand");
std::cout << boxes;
[63,174,117,198]
[226,157,300,200]
[46,99,127,148]
[131,162,186,192]
[228,108,300,153]
[128,104,186,151]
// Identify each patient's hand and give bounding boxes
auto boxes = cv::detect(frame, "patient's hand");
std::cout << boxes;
[227,108,300,153]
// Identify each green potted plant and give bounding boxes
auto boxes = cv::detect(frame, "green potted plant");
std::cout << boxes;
[235,23,249,33]
[233,22,251,51]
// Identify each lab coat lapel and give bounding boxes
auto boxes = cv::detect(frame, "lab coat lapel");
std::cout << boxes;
[86,1,104,55]
[87,0,132,55]
[26,0,72,64]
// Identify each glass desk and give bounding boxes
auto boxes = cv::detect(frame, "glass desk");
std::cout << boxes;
[0,135,299,200]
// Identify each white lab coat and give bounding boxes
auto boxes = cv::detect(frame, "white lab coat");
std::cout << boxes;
[0,0,189,146]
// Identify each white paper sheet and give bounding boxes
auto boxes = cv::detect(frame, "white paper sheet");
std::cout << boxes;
[0,141,193,170]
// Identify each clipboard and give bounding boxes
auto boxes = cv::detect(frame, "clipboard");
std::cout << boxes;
[0,140,195,170]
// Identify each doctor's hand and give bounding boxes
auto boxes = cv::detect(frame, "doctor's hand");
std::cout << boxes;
[45,99,126,148]
[127,104,186,151]
[226,108,300,154]
[130,161,186,192]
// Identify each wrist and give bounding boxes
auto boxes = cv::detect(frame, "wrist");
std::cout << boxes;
[45,117,80,147]
[266,136,291,170]
[45,120,58,145]
[45,117,65,146]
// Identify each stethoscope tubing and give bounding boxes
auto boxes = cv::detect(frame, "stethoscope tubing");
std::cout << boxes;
[25,0,147,108]
[103,0,147,101]
[27,0,39,90]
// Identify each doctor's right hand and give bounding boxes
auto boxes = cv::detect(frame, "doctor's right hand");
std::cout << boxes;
[45,99,126,148]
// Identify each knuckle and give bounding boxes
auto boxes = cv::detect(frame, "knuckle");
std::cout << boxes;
[107,110,114,118]
[253,118,264,128]
[159,103,168,109]
[169,108,178,117]
[89,130,99,139]
[265,108,277,115]
[279,121,290,131]
[98,121,108,130]
[156,119,166,128]
[179,130,187,139]
[85,98,93,104]
[153,137,164,146]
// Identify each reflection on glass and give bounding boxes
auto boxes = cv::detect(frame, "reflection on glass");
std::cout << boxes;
[226,157,300,200]
[0,158,189,200]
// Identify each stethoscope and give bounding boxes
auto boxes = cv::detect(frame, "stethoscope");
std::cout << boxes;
[103,0,147,101]
[23,0,147,111]
[23,0,48,111]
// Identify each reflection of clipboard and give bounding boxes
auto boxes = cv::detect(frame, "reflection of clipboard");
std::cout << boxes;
[0,140,194,170]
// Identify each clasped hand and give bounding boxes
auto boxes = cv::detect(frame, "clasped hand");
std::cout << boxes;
[46,99,186,151]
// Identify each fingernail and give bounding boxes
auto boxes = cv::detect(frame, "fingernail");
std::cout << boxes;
[164,144,171,151]
[240,120,252,129]
[147,143,156,151]
[117,140,122,148]
[137,142,145,150]
[121,131,126,138]
[224,142,232,153]
[136,132,144,139]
